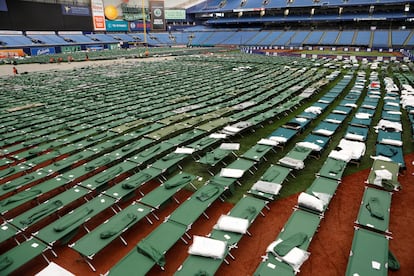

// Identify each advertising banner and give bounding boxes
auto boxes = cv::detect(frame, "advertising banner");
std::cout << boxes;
[91,0,106,31]
[61,4,91,16]
[129,21,150,32]
[165,9,186,20]
[150,1,165,31]
[61,45,82,53]
[30,47,56,56]
[0,49,24,59]
[106,20,129,31]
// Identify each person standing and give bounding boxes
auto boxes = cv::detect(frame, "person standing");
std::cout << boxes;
[12,66,18,75]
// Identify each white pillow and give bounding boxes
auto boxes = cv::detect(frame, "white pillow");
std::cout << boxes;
[252,181,282,195]
[381,139,403,147]
[313,129,333,136]
[265,240,310,272]
[298,192,325,213]
[281,247,310,272]
[188,236,227,259]
[215,215,249,234]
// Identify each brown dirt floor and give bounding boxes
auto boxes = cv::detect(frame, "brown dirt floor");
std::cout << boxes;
[9,153,414,276]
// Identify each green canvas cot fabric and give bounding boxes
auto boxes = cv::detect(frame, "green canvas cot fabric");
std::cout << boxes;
[95,166,123,184]
[2,175,35,190]
[329,161,345,174]
[164,174,193,189]
[196,186,220,202]
[1,189,42,206]
[256,145,271,153]
[137,239,166,267]
[262,169,280,182]
[20,200,63,226]
[85,157,113,171]
[0,256,13,271]
[273,232,308,256]
[381,179,398,191]
[195,270,210,276]
[100,213,137,239]
[0,167,15,178]
[388,250,400,271]
[365,197,384,220]
[379,146,398,157]
[122,173,153,189]
[54,153,85,167]
[140,145,162,158]
[239,206,258,221]
[53,207,94,232]
[294,146,309,153]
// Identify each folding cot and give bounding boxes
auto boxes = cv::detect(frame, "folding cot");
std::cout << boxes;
[0,175,71,216]
[86,134,139,154]
[297,176,340,215]
[70,202,154,271]
[317,157,348,181]
[196,118,232,132]
[328,139,366,164]
[59,154,119,182]
[151,152,187,173]
[345,227,389,276]
[324,113,347,125]
[0,221,21,245]
[248,165,292,200]
[297,107,322,120]
[138,172,197,211]
[103,167,163,201]
[344,125,369,142]
[107,219,187,275]
[220,121,253,136]
[0,237,54,275]
[33,149,97,173]
[268,127,298,148]
[383,101,401,112]
[278,145,313,170]
[374,119,402,133]
[106,138,154,161]
[241,141,276,163]
[355,186,392,233]
[127,142,176,166]
[339,98,358,108]
[282,117,311,131]
[78,160,138,192]
[167,181,230,227]
[374,144,405,169]
[8,185,91,231]
[331,105,353,116]
[381,110,401,122]
[198,147,236,167]
[300,133,330,154]
[175,196,268,275]
[366,159,401,191]
[254,209,321,275]
[129,122,166,138]
[164,129,206,146]
[186,135,222,153]
[0,163,31,184]
[34,194,117,246]
[0,169,51,197]
[312,121,340,137]
[219,158,256,185]
[361,99,378,110]
[376,130,403,147]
